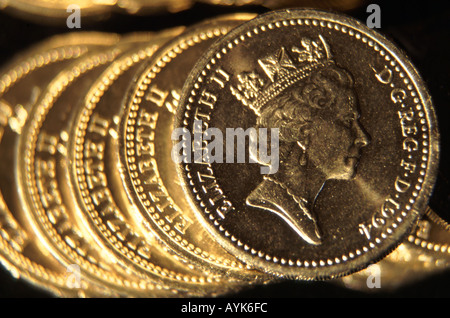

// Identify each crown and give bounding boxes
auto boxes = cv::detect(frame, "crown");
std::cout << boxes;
[230,35,333,116]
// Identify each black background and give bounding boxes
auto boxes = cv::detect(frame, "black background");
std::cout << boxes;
[0,0,449,299]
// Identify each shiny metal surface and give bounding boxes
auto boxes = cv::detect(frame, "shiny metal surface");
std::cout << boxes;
[0,3,448,298]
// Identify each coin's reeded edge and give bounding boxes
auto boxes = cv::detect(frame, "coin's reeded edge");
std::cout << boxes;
[174,8,440,280]
[425,208,450,233]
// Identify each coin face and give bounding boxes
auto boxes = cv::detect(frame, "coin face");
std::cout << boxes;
[174,9,440,279]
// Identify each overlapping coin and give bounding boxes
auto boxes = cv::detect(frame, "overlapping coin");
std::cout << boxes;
[117,13,275,283]
[0,32,123,297]
[15,31,227,297]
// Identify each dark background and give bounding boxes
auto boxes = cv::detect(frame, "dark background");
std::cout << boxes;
[0,0,449,298]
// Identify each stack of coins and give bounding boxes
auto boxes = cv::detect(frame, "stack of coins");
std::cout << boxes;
[0,8,448,298]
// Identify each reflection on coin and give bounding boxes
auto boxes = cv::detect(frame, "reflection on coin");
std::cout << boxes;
[338,207,450,291]
[196,0,365,11]
[1,0,113,25]
[174,9,439,279]
[67,28,246,297]
[119,13,272,282]
[0,32,122,296]
[115,0,194,15]
[16,33,210,296]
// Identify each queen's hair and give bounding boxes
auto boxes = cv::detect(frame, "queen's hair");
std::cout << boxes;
[252,64,355,166]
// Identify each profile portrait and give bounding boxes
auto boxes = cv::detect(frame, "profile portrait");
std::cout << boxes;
[231,36,370,245]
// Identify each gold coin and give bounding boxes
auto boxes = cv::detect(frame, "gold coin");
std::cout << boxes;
[0,32,123,297]
[66,28,248,297]
[15,43,139,296]
[173,8,439,280]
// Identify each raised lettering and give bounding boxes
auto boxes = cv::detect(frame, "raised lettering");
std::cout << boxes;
[400,159,416,173]
[391,88,406,103]
[394,177,410,193]
[373,66,392,84]
[37,132,58,155]
[84,139,105,160]
[88,113,109,137]
[403,137,418,152]
[137,109,158,129]
[145,85,168,107]
[198,90,217,109]
[210,67,231,88]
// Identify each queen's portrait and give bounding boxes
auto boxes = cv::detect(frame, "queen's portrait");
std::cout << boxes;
[231,35,370,245]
